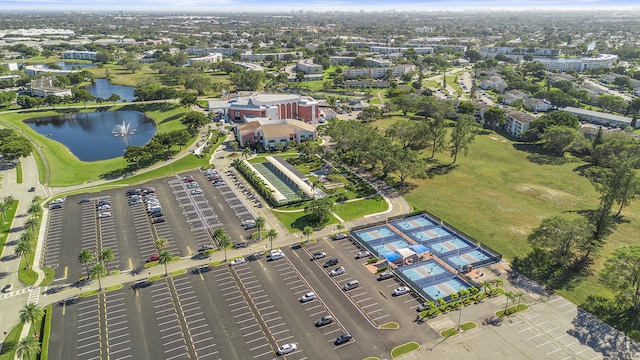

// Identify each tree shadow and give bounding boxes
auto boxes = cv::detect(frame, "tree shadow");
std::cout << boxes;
[426,163,458,178]
[526,153,574,166]
[511,248,593,291]
[0,339,16,355]
[568,306,640,360]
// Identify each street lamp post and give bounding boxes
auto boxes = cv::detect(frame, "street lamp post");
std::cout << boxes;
[457,304,464,333]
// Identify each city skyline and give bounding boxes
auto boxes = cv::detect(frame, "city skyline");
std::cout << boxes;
[3,0,640,12]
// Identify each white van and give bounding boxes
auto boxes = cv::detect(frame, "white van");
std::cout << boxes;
[269,249,284,260]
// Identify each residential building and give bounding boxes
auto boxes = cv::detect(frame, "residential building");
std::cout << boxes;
[296,59,323,74]
[523,98,553,112]
[240,52,297,62]
[235,118,316,149]
[1,62,19,71]
[342,65,414,80]
[209,93,321,123]
[188,53,222,65]
[329,56,392,67]
[27,76,72,98]
[62,50,98,61]
[480,46,560,57]
[535,54,618,73]
[25,65,80,77]
[562,106,637,129]
[369,46,433,55]
[186,47,249,56]
[505,111,536,137]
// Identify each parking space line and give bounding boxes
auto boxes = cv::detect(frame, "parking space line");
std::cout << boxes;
[246,337,266,344]
[240,324,259,331]
[372,314,389,321]
[249,343,271,351]
[368,309,384,314]
[243,330,263,337]
[271,329,290,336]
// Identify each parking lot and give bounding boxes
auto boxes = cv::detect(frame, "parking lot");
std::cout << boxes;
[49,233,429,359]
[40,171,256,282]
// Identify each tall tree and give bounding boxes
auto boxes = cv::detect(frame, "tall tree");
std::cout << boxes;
[154,238,169,254]
[601,246,640,310]
[386,119,431,151]
[304,198,334,226]
[90,262,106,290]
[255,216,266,242]
[19,303,44,335]
[528,216,594,265]
[302,226,314,242]
[218,234,232,262]
[484,107,506,132]
[449,114,478,164]
[15,336,41,360]
[266,229,278,251]
[78,249,94,279]
[211,227,226,249]
[158,250,173,276]
[541,125,579,156]
[98,248,115,275]
[15,240,33,269]
[427,114,447,159]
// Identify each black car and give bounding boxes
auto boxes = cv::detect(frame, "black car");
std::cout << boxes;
[152,217,166,224]
[335,333,352,345]
[150,212,164,218]
[126,189,141,196]
[323,258,339,268]
[97,199,111,206]
[28,186,35,192]
[79,198,92,204]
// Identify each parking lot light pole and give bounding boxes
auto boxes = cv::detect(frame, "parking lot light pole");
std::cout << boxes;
[457,305,464,333]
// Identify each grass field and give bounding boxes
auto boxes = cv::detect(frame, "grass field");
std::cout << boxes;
[0,103,190,186]
[333,196,388,221]
[369,118,640,304]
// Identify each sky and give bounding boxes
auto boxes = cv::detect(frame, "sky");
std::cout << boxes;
[2,0,639,12]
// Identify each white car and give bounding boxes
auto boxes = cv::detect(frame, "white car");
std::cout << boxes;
[270,249,284,260]
[276,343,297,355]
[190,189,203,195]
[313,251,326,260]
[230,257,246,266]
[98,212,112,219]
[393,286,411,296]
[355,250,370,259]
[329,266,345,277]
[300,292,316,302]
[97,204,111,211]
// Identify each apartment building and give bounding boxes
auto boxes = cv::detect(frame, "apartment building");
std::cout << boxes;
[562,106,637,129]
[62,50,98,61]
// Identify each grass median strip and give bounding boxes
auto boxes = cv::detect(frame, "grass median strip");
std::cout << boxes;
[379,322,400,329]
[440,322,478,338]
[390,342,420,358]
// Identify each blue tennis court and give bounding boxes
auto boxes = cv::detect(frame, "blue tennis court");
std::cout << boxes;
[400,261,446,281]
[429,237,473,254]
[422,277,471,300]
[391,215,436,231]
[447,249,492,268]
[411,227,453,242]
[354,226,395,242]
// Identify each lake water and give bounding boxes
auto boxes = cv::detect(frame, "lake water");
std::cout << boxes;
[86,78,135,102]
[25,111,157,162]
[50,61,97,70]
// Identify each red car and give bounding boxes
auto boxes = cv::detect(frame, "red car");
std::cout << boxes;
[146,254,160,263]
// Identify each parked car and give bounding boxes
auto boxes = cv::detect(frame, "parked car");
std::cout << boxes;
[97,199,110,206]
[79,198,92,204]
[323,258,339,268]
[186,182,199,189]
[150,212,164,218]
[190,189,203,195]
[141,187,155,194]
[129,199,142,205]
[233,241,248,249]
[393,286,411,296]
[417,302,431,312]
[314,315,333,327]
[313,251,326,260]
[342,280,359,291]
[377,271,394,281]
[329,266,345,277]
[199,244,214,252]
[98,212,112,219]
[126,189,141,196]
[152,217,166,224]
[269,249,284,260]
[355,250,370,259]
[230,257,246,266]
[97,204,111,211]
[28,186,35,192]
[335,333,352,345]
[332,233,347,240]
[300,292,316,302]
[146,254,160,263]
[276,343,297,355]
[182,176,195,182]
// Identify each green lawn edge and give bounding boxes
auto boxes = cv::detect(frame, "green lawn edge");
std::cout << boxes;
[390,341,420,358]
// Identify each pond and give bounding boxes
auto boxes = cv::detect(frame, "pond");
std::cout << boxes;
[86,78,135,102]
[49,61,97,70]
[25,111,157,162]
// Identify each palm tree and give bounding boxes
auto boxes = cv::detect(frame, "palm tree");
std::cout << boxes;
[78,249,94,279]
[23,217,39,233]
[27,202,41,218]
[90,262,106,290]
[302,226,314,242]
[503,290,517,316]
[15,336,41,360]
[211,227,226,249]
[98,248,115,275]
[242,147,252,160]
[19,303,44,335]
[154,238,169,254]
[255,216,266,241]
[266,229,278,251]
[218,234,232,262]
[492,278,504,296]
[19,231,34,243]
[15,240,33,269]
[158,250,173,276]
[515,291,524,311]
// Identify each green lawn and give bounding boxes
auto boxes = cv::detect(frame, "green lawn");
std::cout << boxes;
[0,103,190,186]
[0,322,24,360]
[333,196,388,221]
[270,210,339,233]
[0,200,19,258]
[375,120,640,304]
